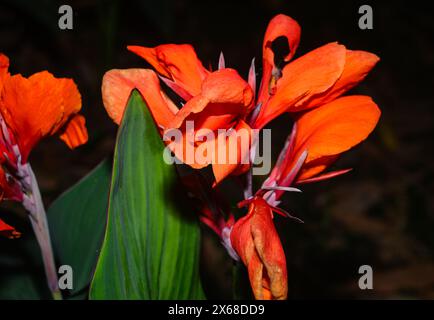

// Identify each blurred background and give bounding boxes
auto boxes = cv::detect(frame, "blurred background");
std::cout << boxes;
[0,0,433,299]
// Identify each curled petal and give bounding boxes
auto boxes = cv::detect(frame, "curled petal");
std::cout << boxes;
[101,68,177,128]
[167,68,254,131]
[59,114,88,149]
[230,197,287,300]
[257,14,301,106]
[164,70,253,173]
[128,44,209,100]
[164,69,254,171]
[254,42,346,129]
[0,71,84,162]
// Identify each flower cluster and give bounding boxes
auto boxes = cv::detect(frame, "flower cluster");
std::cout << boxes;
[0,53,88,237]
[102,14,381,300]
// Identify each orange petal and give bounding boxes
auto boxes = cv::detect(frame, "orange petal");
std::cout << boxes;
[257,14,301,106]
[164,125,210,170]
[296,168,352,184]
[167,68,254,131]
[0,71,83,162]
[59,114,88,149]
[287,95,380,181]
[127,44,209,99]
[0,53,10,91]
[254,42,346,129]
[163,69,253,171]
[296,155,339,182]
[0,218,20,239]
[231,197,287,300]
[302,50,380,108]
[212,120,252,185]
[101,68,177,128]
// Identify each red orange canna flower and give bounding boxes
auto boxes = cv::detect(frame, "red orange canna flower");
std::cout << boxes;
[0,52,88,299]
[100,13,381,300]
[228,95,380,300]
[251,14,379,130]
[0,53,88,237]
[102,45,254,185]
[261,95,381,206]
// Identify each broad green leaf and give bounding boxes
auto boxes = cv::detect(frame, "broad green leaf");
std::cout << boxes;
[89,90,204,300]
[0,160,111,300]
[48,159,112,299]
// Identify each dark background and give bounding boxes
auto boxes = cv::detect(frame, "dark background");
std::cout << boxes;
[0,0,433,299]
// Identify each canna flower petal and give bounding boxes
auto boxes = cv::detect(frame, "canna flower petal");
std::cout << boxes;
[253,42,346,129]
[212,119,252,185]
[127,44,209,100]
[296,168,352,184]
[0,217,20,239]
[0,71,87,162]
[286,95,381,181]
[165,69,253,170]
[59,114,88,149]
[0,53,9,91]
[301,50,380,109]
[167,68,254,131]
[102,68,178,128]
[257,14,301,106]
[230,197,287,300]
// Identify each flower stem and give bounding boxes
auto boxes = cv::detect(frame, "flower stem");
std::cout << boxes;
[23,165,61,300]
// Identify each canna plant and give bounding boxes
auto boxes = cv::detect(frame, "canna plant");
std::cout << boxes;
[0,13,380,301]
[0,53,88,299]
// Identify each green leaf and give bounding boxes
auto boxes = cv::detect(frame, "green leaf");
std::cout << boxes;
[48,159,112,299]
[0,227,51,300]
[0,160,111,300]
[89,90,204,300]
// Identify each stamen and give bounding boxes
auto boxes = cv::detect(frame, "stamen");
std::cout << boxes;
[296,168,352,184]
[247,102,262,126]
[264,124,297,187]
[279,149,308,188]
[262,185,302,193]
[221,226,240,261]
[243,170,253,200]
[218,52,225,70]
[248,57,256,97]
[263,191,281,207]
